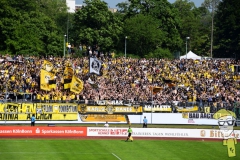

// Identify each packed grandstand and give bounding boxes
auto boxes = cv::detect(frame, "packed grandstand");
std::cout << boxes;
[0,54,240,118]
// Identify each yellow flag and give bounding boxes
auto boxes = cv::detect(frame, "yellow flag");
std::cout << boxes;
[40,69,54,91]
[64,67,74,89]
[49,80,56,89]
[70,75,84,93]
[43,60,54,72]
[64,67,74,79]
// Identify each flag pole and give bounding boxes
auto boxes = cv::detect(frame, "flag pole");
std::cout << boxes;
[151,86,153,124]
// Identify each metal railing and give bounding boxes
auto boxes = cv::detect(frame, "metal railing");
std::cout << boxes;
[1,92,240,118]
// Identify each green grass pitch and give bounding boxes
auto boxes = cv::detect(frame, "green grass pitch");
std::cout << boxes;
[0,139,239,160]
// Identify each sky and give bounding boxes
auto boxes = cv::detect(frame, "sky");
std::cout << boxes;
[75,0,205,8]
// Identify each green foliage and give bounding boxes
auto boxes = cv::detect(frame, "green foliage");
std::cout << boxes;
[0,0,239,58]
[72,0,123,52]
[172,0,207,56]
[146,48,173,59]
[148,0,182,52]
[0,0,67,56]
[214,0,240,58]
[124,14,163,57]
[117,0,182,55]
[72,49,84,58]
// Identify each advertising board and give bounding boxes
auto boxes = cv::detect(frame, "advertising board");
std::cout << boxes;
[87,127,240,139]
[128,113,219,125]
[0,126,87,137]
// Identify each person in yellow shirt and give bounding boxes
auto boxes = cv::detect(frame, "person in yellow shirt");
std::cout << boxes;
[36,91,41,99]
[57,93,62,102]
[53,94,58,102]
[41,94,45,101]
[45,93,50,102]
[71,93,76,102]
[62,93,67,102]
[11,75,15,82]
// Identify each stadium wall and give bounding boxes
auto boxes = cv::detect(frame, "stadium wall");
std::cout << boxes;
[0,113,218,125]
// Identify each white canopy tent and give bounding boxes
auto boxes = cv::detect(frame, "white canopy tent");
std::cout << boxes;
[180,51,201,60]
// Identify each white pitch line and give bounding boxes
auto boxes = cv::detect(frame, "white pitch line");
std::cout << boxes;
[112,153,122,160]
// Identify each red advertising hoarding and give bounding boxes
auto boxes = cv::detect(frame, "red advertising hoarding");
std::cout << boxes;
[0,126,87,137]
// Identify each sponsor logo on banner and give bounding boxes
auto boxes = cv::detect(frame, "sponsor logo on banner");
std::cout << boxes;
[0,127,87,136]
[87,128,190,137]
[199,130,240,139]
[88,128,128,136]
[87,128,240,139]
[182,113,226,119]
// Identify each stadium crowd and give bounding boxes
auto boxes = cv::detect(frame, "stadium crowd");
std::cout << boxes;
[0,54,240,115]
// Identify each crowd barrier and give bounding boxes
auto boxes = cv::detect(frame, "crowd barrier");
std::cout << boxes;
[0,126,239,139]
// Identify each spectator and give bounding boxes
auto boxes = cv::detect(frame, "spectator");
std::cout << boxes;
[0,55,239,115]
[104,121,109,127]
[31,114,36,126]
[143,116,148,128]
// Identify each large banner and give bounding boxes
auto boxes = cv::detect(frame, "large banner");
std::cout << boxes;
[87,127,240,139]
[79,105,142,114]
[182,113,215,119]
[0,126,87,137]
[143,104,172,112]
[79,114,127,122]
[0,103,78,121]
[176,106,198,112]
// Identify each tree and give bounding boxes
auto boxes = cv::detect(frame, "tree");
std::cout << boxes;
[72,0,123,52]
[172,0,210,56]
[214,0,240,58]
[36,0,69,37]
[0,0,67,56]
[124,14,164,57]
[117,0,182,55]
[202,0,221,57]
[116,1,130,14]
[4,12,62,56]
